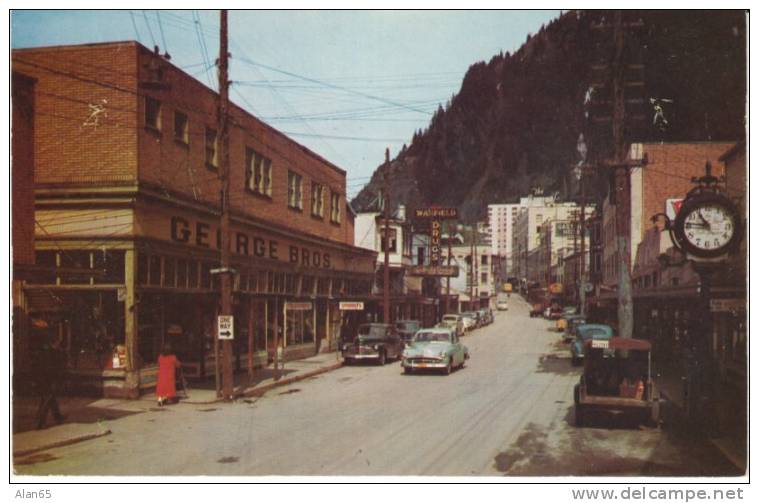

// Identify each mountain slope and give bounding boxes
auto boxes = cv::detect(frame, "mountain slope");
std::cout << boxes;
[351,10,746,222]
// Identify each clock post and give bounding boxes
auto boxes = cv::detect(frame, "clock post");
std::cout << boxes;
[669,161,742,424]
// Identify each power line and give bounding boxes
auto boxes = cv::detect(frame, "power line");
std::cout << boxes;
[236,56,434,116]
[155,11,169,54]
[141,10,157,48]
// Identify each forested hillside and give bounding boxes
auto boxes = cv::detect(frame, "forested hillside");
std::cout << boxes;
[351,10,746,221]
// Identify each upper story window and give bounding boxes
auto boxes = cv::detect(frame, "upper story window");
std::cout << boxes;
[174,111,189,145]
[380,228,397,253]
[481,255,488,265]
[246,148,272,197]
[330,191,341,224]
[145,96,162,132]
[311,182,325,218]
[287,170,303,210]
[205,127,218,169]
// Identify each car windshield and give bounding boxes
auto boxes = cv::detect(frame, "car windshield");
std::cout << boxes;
[580,328,611,340]
[357,325,387,338]
[415,332,451,343]
[396,321,418,331]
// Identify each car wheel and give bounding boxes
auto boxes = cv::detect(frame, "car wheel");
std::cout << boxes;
[575,405,584,427]
[444,360,452,375]
[403,366,412,375]
[343,358,351,366]
[378,350,387,366]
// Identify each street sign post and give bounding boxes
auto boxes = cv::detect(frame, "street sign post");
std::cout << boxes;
[217,315,234,340]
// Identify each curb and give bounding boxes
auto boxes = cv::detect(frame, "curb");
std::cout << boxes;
[236,361,343,399]
[13,428,112,458]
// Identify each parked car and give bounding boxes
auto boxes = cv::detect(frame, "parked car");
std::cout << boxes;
[564,315,588,342]
[395,319,421,345]
[560,314,587,340]
[461,312,479,331]
[530,303,543,317]
[562,306,578,316]
[478,308,493,325]
[543,307,552,318]
[549,306,563,320]
[570,324,614,366]
[401,327,469,375]
[573,337,661,427]
[340,323,403,365]
[438,314,465,338]
[496,300,509,311]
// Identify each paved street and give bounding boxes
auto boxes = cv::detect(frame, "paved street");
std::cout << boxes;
[15,297,740,477]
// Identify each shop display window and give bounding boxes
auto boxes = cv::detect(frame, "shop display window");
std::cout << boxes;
[176,258,188,288]
[93,250,125,285]
[59,250,92,285]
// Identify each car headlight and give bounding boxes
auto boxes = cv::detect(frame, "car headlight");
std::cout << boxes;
[373,344,379,351]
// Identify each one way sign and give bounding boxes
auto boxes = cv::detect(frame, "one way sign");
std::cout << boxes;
[217,315,234,340]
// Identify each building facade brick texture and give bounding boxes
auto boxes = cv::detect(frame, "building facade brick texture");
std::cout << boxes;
[12,41,355,247]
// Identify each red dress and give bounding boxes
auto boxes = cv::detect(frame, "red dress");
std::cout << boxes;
[156,354,181,399]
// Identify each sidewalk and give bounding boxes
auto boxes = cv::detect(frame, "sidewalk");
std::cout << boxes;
[13,351,343,460]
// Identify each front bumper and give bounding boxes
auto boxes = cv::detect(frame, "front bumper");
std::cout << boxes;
[343,349,380,360]
[402,358,448,369]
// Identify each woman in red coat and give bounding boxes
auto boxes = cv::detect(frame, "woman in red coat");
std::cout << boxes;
[156,343,181,406]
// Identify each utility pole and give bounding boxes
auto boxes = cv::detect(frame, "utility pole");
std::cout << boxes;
[217,9,234,399]
[612,11,634,339]
[579,169,587,316]
[445,221,452,316]
[382,148,391,324]
[589,11,645,337]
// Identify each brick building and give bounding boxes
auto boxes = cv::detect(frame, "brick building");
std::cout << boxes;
[12,42,377,397]
[12,71,37,373]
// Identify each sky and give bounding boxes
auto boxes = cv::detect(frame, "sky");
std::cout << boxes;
[10,9,561,199]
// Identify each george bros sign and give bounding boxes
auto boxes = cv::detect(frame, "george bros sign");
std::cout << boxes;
[169,215,332,269]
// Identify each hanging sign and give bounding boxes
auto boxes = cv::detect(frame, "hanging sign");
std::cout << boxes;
[339,302,365,311]
[217,315,234,340]
[285,301,313,311]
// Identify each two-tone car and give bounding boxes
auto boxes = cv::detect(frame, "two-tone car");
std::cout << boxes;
[570,324,613,366]
[461,311,479,331]
[438,314,465,338]
[395,319,421,346]
[401,327,469,375]
[340,323,403,365]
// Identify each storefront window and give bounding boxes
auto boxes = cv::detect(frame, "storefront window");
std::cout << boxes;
[60,250,92,285]
[93,250,125,285]
[176,258,188,288]
[137,252,148,285]
[164,257,176,288]
[149,256,161,286]
[29,250,57,284]
[200,261,212,289]
[188,260,198,288]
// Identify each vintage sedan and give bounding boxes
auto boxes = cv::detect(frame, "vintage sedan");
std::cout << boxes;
[570,324,613,366]
[461,311,479,331]
[395,319,421,345]
[401,328,469,375]
[341,323,403,365]
[438,314,465,338]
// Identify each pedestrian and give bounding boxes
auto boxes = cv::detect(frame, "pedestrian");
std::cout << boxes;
[156,343,181,406]
[35,333,67,430]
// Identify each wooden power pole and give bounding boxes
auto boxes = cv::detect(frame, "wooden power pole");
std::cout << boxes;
[382,148,391,324]
[218,10,234,399]
[612,11,634,339]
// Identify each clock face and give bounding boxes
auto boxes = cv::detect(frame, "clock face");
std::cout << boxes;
[682,204,736,251]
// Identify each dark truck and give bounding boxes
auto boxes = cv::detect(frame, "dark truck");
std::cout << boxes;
[573,337,662,427]
[340,323,403,365]
[395,319,421,346]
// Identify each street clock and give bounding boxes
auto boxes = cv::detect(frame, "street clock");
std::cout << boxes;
[671,164,741,261]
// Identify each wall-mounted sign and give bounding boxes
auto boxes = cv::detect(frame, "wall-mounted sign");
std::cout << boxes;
[709,298,745,313]
[339,302,365,311]
[217,315,234,340]
[414,207,459,220]
[407,265,459,277]
[430,220,442,265]
[285,302,313,311]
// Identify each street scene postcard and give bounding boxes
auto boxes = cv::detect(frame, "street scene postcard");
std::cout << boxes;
[8,8,750,490]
